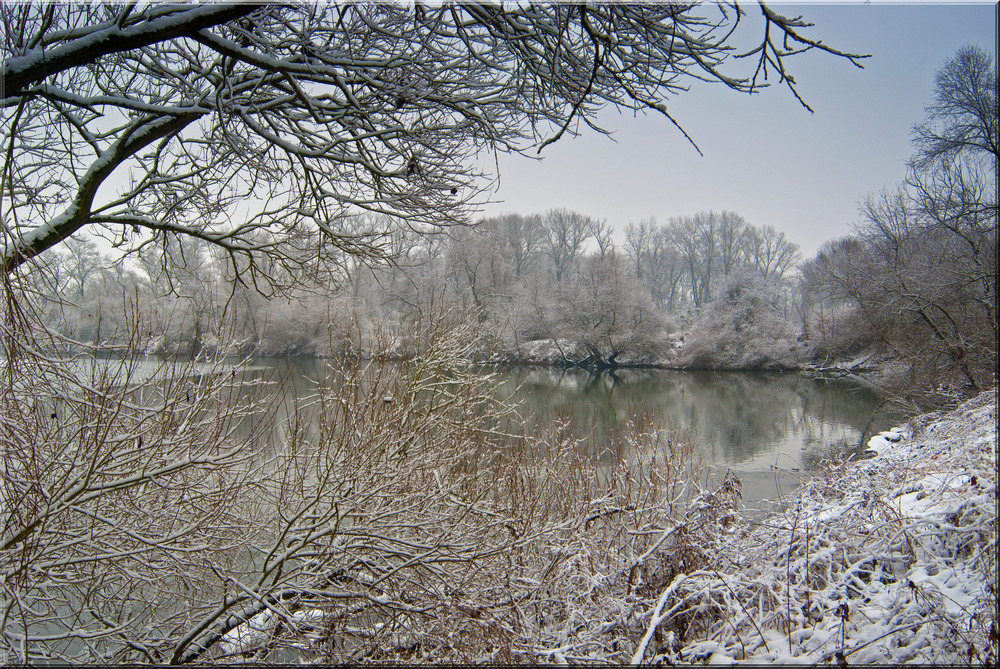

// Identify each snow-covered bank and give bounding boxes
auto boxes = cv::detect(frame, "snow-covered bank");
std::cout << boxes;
[651,389,997,665]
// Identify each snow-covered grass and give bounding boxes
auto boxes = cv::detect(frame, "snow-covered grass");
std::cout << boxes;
[643,389,997,665]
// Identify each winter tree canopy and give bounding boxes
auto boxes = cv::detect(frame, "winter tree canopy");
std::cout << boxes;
[2,1,862,286]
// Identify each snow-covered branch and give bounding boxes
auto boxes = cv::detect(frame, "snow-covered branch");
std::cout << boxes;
[2,2,863,283]
[1,4,254,97]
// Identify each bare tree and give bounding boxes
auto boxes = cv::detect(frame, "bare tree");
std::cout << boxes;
[802,46,998,397]
[716,211,751,277]
[912,45,998,172]
[907,159,996,338]
[2,2,863,284]
[907,44,997,347]
[856,185,994,392]
[649,227,688,312]
[627,219,688,312]
[61,236,104,301]
[745,224,800,282]
[625,219,654,281]
[541,209,598,282]
[808,177,995,396]
[592,218,615,260]
[444,222,513,321]
[492,213,544,280]
[670,213,718,309]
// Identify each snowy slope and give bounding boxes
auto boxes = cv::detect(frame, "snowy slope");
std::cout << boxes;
[655,389,996,665]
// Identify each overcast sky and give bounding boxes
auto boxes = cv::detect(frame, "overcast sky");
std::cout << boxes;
[479,1,998,258]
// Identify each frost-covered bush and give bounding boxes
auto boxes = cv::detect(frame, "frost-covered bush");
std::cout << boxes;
[680,271,799,370]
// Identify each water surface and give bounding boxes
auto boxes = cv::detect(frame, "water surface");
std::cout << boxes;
[503,367,885,513]
[259,361,885,515]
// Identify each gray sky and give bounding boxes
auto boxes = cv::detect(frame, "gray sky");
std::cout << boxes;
[480,1,998,258]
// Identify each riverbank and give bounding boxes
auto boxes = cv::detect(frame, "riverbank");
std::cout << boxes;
[648,388,997,664]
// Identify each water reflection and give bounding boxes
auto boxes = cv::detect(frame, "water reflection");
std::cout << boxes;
[506,367,884,511]
[249,360,885,513]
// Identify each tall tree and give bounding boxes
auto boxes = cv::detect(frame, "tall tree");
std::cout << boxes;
[911,45,998,172]
[491,213,544,280]
[624,219,654,281]
[626,219,686,311]
[746,224,800,282]
[541,208,598,282]
[671,212,718,308]
[62,235,104,301]
[716,211,751,277]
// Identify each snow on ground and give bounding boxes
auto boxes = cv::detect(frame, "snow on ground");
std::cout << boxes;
[654,389,996,665]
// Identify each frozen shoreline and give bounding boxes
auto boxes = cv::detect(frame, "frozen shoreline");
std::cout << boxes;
[658,388,997,664]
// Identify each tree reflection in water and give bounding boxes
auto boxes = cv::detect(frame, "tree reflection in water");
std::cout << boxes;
[508,367,886,511]
[251,361,886,513]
